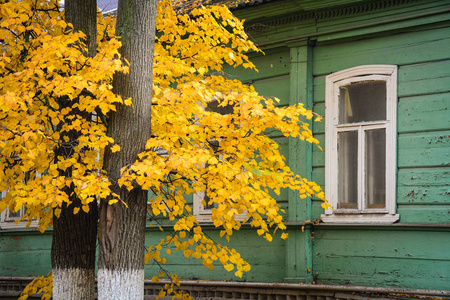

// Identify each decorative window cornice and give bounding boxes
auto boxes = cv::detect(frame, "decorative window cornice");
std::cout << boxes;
[245,0,418,35]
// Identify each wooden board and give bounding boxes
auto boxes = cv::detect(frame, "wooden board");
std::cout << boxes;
[0,232,52,277]
[399,92,450,133]
[313,26,450,76]
[144,227,287,282]
[313,228,450,290]
[398,167,450,205]
[398,130,450,168]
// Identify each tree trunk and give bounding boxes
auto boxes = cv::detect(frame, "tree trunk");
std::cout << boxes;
[51,1,98,299]
[51,190,98,299]
[98,0,157,299]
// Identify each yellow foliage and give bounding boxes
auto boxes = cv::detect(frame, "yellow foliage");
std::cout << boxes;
[0,0,126,230]
[1,0,328,293]
[141,1,327,282]
[19,272,52,300]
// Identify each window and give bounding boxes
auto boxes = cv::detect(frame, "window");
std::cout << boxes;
[193,190,219,222]
[193,100,245,222]
[193,178,246,222]
[1,172,39,229]
[2,197,27,221]
[322,65,399,223]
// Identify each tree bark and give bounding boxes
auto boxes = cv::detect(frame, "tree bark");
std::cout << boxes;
[98,0,157,299]
[51,1,98,299]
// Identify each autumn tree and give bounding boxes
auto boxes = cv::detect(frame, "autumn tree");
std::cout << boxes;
[0,0,125,298]
[0,0,329,298]
[51,0,99,299]
[97,0,157,298]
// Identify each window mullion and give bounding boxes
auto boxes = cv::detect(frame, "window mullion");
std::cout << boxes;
[358,126,365,211]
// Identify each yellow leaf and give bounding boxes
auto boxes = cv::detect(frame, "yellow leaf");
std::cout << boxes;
[224,264,234,272]
[321,202,331,209]
[73,207,80,214]
[111,144,121,153]
[184,249,193,258]
[81,205,89,213]
[124,97,132,106]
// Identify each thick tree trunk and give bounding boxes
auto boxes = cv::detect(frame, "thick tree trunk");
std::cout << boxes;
[51,1,98,299]
[98,0,157,299]
[51,191,97,299]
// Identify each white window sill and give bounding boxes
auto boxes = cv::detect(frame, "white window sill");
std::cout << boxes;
[0,221,39,230]
[320,213,399,224]
[195,214,216,223]
[194,213,248,223]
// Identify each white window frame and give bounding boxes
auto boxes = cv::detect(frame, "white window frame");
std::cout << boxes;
[193,100,246,223]
[322,65,399,224]
[193,189,247,223]
[2,196,27,222]
[193,190,217,222]
[1,171,40,229]
[1,205,38,229]
[1,193,39,230]
[193,146,247,223]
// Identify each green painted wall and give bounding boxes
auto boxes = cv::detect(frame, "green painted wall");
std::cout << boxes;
[311,23,450,224]
[307,0,450,291]
[239,0,450,290]
[0,231,52,277]
[313,227,450,290]
[144,227,287,283]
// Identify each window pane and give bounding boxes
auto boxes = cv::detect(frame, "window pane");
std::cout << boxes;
[203,192,218,211]
[365,129,386,209]
[339,81,386,124]
[203,101,230,213]
[206,101,233,115]
[208,139,220,153]
[7,209,21,220]
[338,131,358,209]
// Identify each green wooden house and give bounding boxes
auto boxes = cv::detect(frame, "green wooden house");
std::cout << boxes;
[1,0,449,299]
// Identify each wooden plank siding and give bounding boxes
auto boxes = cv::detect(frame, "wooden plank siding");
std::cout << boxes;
[398,92,450,133]
[304,1,450,290]
[312,228,450,290]
[397,168,450,205]
[144,227,287,283]
[144,0,450,288]
[313,27,450,76]
[252,73,292,219]
[0,232,52,277]
[252,75,290,107]
[229,49,290,83]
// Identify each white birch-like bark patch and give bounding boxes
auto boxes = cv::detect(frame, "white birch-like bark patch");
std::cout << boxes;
[53,268,95,300]
[97,268,144,300]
